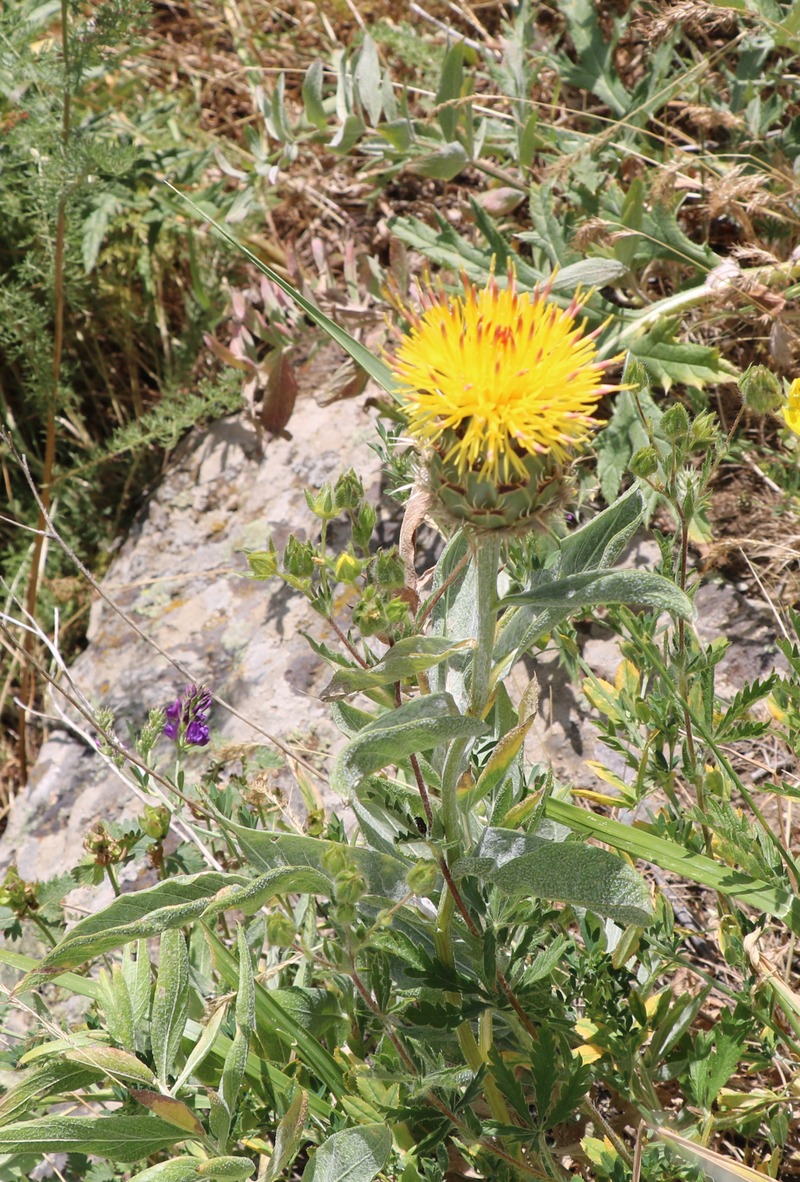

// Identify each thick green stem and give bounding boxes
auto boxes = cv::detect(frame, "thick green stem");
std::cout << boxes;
[469,534,501,719]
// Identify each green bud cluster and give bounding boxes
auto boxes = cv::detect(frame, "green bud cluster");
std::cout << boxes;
[738,364,783,415]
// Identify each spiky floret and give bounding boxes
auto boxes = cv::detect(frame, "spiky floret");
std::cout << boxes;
[391,271,619,487]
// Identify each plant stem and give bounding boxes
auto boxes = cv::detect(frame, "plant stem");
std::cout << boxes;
[469,533,501,719]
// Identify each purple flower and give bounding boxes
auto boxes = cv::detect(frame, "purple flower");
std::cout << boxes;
[185,719,210,747]
[163,683,212,745]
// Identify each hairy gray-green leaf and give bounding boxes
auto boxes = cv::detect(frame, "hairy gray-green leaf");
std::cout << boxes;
[0,1115,182,1160]
[302,1124,392,1182]
[330,692,488,797]
[302,60,327,129]
[129,1160,203,1182]
[458,827,653,927]
[200,866,332,921]
[409,141,469,180]
[196,1157,256,1180]
[322,637,473,699]
[151,929,190,1085]
[264,1089,309,1182]
[354,34,382,127]
[0,1062,100,1127]
[500,569,692,620]
[25,872,246,980]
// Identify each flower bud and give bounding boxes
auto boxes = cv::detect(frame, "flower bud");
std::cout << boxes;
[283,536,316,580]
[406,859,438,895]
[304,484,338,521]
[334,551,363,584]
[352,503,377,552]
[335,867,367,905]
[373,547,406,590]
[628,446,660,479]
[660,402,691,443]
[141,804,171,841]
[738,364,783,415]
[246,546,279,579]
[321,845,350,876]
[334,470,364,513]
[266,913,297,946]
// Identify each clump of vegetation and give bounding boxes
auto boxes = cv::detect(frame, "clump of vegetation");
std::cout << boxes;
[2,2,800,1180]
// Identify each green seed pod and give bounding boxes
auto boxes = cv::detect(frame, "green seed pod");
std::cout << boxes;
[141,804,171,841]
[334,469,364,512]
[334,550,363,584]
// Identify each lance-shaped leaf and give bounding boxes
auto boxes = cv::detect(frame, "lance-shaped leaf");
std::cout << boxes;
[330,692,488,797]
[129,1160,204,1182]
[545,799,800,934]
[500,568,692,621]
[0,1062,101,1127]
[164,183,397,398]
[322,637,474,699]
[200,866,333,921]
[301,1124,393,1182]
[0,1115,184,1160]
[18,872,247,984]
[455,827,654,927]
[151,929,190,1085]
[130,1091,205,1138]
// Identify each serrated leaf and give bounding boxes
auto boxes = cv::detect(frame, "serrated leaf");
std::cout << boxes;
[322,637,473,699]
[628,318,737,390]
[330,692,488,797]
[302,1124,392,1182]
[0,1115,182,1160]
[409,141,469,181]
[558,0,630,115]
[151,929,190,1084]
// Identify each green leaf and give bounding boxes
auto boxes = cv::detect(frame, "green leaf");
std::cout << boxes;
[128,1160,203,1182]
[23,872,246,982]
[322,637,474,699]
[435,41,465,141]
[354,34,382,126]
[302,60,327,129]
[0,1115,182,1160]
[0,1062,101,1127]
[302,1124,392,1182]
[220,825,412,904]
[330,692,488,797]
[544,799,800,934]
[173,1005,228,1095]
[64,1046,156,1086]
[151,929,190,1085]
[557,486,645,576]
[203,926,346,1098]
[200,866,333,921]
[558,0,630,116]
[627,318,737,390]
[264,1090,309,1182]
[595,383,663,506]
[500,568,692,620]
[164,183,396,397]
[409,141,469,181]
[548,258,629,291]
[456,827,654,927]
[196,1158,256,1180]
[131,1090,206,1138]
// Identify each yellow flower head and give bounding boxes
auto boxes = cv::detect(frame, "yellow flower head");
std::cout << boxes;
[390,271,619,485]
[784,377,800,436]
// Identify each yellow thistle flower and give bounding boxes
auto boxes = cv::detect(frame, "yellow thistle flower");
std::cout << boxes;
[391,271,619,486]
[783,377,800,436]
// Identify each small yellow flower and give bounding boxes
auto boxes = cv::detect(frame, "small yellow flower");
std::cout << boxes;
[391,271,619,485]
[783,377,800,436]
